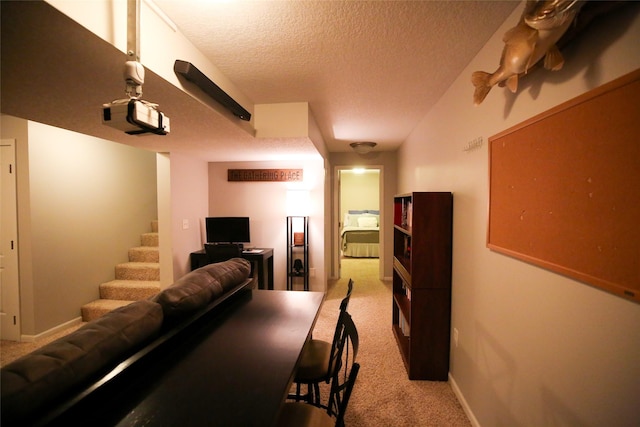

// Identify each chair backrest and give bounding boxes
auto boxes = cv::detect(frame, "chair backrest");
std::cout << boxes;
[204,243,242,264]
[327,311,360,426]
[338,278,354,313]
[327,279,355,378]
[331,363,359,427]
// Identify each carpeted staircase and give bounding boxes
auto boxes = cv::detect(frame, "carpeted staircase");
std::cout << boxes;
[81,221,161,322]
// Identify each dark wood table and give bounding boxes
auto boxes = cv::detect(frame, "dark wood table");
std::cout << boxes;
[48,290,324,427]
[190,248,275,290]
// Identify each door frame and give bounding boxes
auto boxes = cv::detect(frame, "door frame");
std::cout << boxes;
[332,165,384,280]
[1,138,21,341]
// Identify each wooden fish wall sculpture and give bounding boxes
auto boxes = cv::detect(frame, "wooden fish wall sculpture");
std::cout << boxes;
[472,0,584,105]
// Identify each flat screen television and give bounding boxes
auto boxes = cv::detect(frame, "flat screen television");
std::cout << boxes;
[205,217,251,244]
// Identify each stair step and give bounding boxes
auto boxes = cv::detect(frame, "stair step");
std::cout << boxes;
[115,262,160,281]
[129,246,159,263]
[81,221,160,321]
[81,299,134,322]
[141,232,159,247]
[100,280,161,300]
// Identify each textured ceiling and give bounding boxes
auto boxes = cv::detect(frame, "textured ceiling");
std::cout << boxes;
[1,1,519,161]
[154,0,519,153]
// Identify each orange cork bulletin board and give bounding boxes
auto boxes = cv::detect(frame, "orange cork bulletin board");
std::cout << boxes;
[487,69,640,303]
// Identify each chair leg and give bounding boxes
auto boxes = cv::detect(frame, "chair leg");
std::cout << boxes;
[289,381,323,405]
[313,382,321,406]
[288,382,304,402]
[306,383,314,404]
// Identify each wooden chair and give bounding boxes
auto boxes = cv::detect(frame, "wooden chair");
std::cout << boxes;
[292,279,353,404]
[278,311,360,427]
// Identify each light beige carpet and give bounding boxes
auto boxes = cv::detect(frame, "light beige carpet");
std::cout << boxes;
[314,257,471,426]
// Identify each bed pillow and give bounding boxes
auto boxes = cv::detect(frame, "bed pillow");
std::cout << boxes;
[358,216,378,227]
[346,214,360,227]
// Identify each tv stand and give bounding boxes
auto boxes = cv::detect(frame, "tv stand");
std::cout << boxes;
[208,242,244,250]
[190,248,274,290]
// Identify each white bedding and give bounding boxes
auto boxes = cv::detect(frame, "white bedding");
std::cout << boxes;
[341,212,380,258]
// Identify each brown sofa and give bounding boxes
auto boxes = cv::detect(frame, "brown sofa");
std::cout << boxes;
[1,258,252,426]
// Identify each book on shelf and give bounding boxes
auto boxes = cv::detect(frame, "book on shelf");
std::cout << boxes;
[401,199,408,228]
[403,235,411,259]
[401,282,411,301]
[399,199,413,229]
[399,312,410,337]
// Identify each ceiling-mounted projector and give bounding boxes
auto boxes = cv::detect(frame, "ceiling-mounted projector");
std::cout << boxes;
[102,99,170,135]
[102,0,169,136]
[102,60,169,136]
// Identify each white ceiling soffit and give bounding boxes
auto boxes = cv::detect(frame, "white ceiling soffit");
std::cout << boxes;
[0,1,320,162]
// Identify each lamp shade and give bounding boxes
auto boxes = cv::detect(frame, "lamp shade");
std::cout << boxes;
[286,190,310,216]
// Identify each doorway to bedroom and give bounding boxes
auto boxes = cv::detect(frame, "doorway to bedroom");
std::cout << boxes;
[336,167,381,280]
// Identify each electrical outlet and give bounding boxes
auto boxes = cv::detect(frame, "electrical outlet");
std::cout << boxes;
[309,268,316,277]
[453,328,459,348]
[182,219,189,230]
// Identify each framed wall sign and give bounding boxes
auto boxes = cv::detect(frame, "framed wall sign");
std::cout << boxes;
[228,169,303,182]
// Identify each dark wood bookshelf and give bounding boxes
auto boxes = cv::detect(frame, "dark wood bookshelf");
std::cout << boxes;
[392,192,453,380]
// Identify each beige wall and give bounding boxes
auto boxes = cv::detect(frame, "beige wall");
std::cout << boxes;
[208,158,326,291]
[397,4,640,426]
[339,169,380,223]
[167,153,210,280]
[1,116,158,336]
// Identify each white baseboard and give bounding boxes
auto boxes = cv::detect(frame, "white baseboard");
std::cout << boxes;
[449,373,481,427]
[20,316,83,343]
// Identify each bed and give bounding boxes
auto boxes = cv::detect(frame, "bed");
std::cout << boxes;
[341,211,379,258]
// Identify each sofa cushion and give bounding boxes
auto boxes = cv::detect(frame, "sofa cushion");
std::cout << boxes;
[153,258,250,322]
[153,269,222,321]
[1,300,163,424]
[202,257,251,291]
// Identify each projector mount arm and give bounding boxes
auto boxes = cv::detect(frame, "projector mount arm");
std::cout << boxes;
[125,0,143,99]
[124,60,144,99]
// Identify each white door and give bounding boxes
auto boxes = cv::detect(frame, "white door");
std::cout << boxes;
[1,139,21,341]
